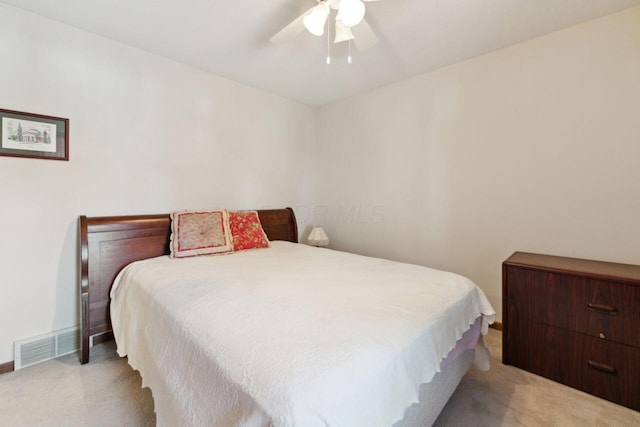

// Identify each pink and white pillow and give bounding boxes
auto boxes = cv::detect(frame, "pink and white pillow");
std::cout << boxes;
[228,210,270,251]
[170,210,232,258]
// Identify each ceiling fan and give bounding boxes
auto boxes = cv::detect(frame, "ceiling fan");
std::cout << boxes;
[270,0,382,53]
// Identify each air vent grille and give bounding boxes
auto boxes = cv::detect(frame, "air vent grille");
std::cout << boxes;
[14,327,79,370]
[57,329,80,355]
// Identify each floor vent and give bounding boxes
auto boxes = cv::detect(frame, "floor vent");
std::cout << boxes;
[14,327,79,370]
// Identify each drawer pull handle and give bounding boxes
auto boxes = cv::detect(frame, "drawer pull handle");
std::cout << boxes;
[587,303,618,314]
[587,360,617,375]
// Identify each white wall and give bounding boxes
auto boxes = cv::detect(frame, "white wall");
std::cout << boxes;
[0,4,317,363]
[317,7,640,322]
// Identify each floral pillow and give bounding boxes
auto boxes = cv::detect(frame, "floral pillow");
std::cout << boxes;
[228,210,270,251]
[170,210,232,258]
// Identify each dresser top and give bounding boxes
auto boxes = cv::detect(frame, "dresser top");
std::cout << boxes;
[504,252,640,284]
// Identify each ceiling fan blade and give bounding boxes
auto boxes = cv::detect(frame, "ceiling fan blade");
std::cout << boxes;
[352,18,379,51]
[269,8,312,44]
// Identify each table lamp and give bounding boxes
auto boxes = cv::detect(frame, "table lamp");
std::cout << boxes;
[307,227,329,247]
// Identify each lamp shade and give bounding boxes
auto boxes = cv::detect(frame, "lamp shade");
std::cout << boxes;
[307,227,330,247]
[337,0,365,27]
[334,20,355,43]
[303,4,330,36]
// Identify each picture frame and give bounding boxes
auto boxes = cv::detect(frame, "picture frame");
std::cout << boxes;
[0,108,69,161]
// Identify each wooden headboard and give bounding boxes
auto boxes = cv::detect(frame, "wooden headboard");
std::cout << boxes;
[78,208,298,364]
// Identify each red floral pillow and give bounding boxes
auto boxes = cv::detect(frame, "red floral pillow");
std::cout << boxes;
[228,210,270,251]
[170,210,232,258]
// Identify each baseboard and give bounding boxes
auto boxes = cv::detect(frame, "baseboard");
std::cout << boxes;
[0,360,14,375]
[489,321,503,331]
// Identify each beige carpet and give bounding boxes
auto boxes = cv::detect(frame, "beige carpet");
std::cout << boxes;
[0,341,155,427]
[434,330,640,426]
[0,329,638,426]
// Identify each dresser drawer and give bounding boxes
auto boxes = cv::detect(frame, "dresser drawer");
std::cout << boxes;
[507,321,640,411]
[505,267,640,347]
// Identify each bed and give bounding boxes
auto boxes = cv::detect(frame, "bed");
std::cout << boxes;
[79,208,495,426]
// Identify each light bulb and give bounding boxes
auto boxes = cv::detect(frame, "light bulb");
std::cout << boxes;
[337,0,365,27]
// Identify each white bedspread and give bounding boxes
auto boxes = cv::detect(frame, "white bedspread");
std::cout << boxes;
[110,241,495,427]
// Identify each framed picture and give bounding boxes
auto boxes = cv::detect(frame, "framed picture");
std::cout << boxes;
[0,108,69,161]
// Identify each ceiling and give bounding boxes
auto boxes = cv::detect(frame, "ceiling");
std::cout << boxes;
[2,0,640,106]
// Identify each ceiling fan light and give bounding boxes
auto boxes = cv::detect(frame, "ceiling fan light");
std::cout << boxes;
[337,0,365,27]
[334,20,354,43]
[303,4,330,36]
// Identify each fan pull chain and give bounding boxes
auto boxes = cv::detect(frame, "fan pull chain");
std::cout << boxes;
[326,20,331,65]
[348,40,352,64]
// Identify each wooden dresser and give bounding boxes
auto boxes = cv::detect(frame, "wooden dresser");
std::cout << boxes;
[503,252,640,411]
